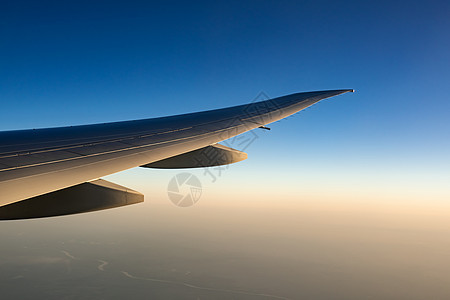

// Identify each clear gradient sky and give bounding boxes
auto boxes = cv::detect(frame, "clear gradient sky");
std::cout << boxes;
[1,1,450,299]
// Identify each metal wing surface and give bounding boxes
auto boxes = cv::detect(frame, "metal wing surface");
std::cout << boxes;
[0,89,353,218]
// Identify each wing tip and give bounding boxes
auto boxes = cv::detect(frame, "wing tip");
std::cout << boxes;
[330,88,355,96]
[337,89,355,93]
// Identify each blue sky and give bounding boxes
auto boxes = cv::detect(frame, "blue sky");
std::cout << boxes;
[2,3,450,298]
[1,0,449,205]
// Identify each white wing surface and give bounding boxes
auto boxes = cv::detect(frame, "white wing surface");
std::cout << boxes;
[0,89,353,219]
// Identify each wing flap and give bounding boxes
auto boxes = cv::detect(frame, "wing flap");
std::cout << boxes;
[0,179,143,220]
[141,144,247,169]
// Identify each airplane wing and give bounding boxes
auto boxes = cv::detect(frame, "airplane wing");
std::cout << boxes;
[0,89,353,219]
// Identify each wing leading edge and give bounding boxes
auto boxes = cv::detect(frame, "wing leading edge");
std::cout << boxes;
[0,89,354,216]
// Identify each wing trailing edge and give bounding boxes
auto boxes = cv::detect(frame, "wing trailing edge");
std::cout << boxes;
[141,144,247,169]
[0,179,143,220]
